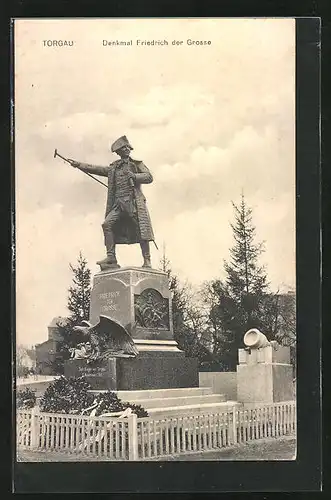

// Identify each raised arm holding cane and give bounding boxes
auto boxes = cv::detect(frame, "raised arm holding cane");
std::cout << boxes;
[54,148,108,188]
[54,136,157,271]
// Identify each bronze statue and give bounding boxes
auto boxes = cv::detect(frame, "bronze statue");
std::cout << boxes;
[68,136,155,270]
[71,315,139,363]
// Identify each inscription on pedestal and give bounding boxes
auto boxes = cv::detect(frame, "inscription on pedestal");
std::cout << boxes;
[76,364,108,376]
[90,278,130,327]
[64,359,117,390]
[98,290,120,313]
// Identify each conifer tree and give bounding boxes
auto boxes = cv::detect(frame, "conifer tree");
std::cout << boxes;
[67,252,91,323]
[225,194,268,300]
[205,194,272,369]
[49,253,92,374]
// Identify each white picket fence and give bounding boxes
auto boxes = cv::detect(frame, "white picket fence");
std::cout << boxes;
[17,401,296,460]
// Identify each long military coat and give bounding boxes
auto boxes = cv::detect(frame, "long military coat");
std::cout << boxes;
[77,158,155,244]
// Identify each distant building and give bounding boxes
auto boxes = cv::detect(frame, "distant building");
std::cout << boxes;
[35,316,69,375]
[21,349,36,370]
[16,345,36,376]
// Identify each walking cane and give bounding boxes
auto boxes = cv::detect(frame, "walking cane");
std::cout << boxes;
[53,148,108,188]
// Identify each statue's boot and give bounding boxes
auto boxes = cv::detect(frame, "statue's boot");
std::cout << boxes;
[97,231,120,269]
[140,240,152,268]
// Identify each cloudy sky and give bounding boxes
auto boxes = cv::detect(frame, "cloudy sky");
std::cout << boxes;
[14,18,295,346]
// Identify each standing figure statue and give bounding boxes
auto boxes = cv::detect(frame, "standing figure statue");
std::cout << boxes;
[69,136,155,270]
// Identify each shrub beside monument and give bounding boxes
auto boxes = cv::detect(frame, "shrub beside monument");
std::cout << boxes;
[16,387,37,410]
[38,376,148,417]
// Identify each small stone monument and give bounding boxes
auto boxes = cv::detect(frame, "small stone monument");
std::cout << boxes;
[237,328,294,405]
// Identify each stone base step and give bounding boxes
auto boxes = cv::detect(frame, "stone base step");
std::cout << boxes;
[124,393,226,409]
[89,387,214,401]
[147,401,240,418]
[104,400,241,419]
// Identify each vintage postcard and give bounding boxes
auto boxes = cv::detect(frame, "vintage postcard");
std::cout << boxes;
[14,18,298,471]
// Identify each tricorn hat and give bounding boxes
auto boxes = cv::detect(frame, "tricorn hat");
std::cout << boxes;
[111,135,133,152]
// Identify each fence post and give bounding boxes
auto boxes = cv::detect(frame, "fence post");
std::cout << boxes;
[232,406,237,445]
[30,407,39,449]
[128,413,138,461]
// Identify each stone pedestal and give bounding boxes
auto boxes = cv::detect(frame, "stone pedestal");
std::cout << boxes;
[237,344,294,404]
[73,266,199,390]
[64,353,199,391]
[64,359,117,390]
[115,351,199,390]
[90,267,177,347]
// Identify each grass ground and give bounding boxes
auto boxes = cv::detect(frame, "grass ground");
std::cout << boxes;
[17,436,296,462]
[164,436,296,461]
